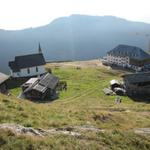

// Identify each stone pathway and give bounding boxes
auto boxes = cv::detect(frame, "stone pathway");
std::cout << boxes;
[0,124,105,137]
[0,124,149,137]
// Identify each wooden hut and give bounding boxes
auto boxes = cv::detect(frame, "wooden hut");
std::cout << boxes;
[123,72,150,96]
[22,73,59,100]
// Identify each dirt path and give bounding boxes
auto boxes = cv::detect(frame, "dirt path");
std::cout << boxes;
[46,59,107,69]
[54,85,99,104]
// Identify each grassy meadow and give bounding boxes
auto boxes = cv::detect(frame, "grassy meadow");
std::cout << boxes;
[0,64,150,149]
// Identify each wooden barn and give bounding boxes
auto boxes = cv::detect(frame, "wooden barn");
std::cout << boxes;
[21,73,59,100]
[123,72,150,96]
[0,72,9,94]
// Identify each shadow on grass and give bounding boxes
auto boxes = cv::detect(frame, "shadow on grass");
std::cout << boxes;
[110,65,134,73]
[6,77,30,89]
[30,97,58,104]
[19,92,59,104]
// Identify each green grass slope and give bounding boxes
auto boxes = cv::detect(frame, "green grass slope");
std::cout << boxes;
[0,65,150,149]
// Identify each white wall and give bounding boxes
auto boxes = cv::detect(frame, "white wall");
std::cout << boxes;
[106,54,129,67]
[106,54,144,71]
[11,65,46,78]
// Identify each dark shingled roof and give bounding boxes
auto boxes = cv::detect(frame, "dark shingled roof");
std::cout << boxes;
[24,73,59,93]
[9,53,46,72]
[9,61,19,72]
[39,73,59,90]
[123,72,150,84]
[0,72,9,85]
[108,44,150,60]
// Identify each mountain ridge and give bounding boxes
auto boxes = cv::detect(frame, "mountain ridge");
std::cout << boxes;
[1,14,150,31]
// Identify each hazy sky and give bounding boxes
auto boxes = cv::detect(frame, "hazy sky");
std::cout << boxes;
[0,0,150,30]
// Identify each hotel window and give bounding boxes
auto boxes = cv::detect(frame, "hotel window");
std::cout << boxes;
[36,66,38,72]
[27,68,30,74]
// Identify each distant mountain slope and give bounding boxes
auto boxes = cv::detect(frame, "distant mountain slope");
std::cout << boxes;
[0,14,150,73]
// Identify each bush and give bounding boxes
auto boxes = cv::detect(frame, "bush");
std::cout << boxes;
[46,68,52,73]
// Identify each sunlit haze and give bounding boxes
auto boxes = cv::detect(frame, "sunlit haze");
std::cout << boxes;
[0,0,150,30]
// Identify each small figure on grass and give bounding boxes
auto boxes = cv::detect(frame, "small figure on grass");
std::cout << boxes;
[115,96,121,104]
